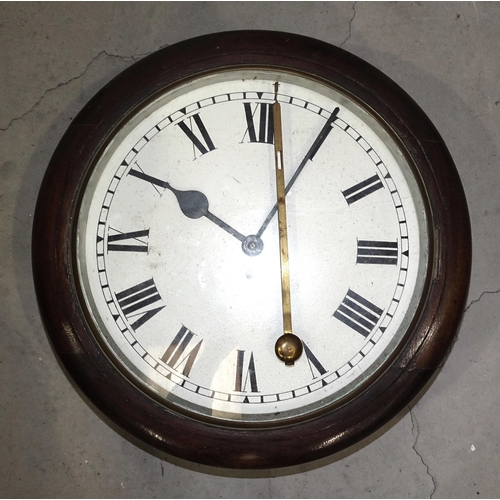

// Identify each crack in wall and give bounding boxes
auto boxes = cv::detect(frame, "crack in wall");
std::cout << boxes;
[340,1,357,48]
[410,408,437,498]
[464,287,500,313]
[1,46,168,133]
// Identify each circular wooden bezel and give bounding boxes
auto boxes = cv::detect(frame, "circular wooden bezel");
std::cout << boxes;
[32,31,471,469]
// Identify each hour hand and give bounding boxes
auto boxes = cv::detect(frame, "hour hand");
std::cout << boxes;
[128,168,263,255]
[167,184,247,243]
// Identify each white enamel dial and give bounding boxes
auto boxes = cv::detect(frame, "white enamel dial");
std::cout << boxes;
[77,69,428,424]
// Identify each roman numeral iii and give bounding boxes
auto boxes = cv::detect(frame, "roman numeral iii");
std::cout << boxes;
[357,240,398,265]
[333,289,383,337]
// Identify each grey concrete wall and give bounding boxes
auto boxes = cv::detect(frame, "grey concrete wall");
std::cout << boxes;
[1,2,499,497]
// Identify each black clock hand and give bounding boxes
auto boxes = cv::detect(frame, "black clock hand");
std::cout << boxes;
[169,186,249,244]
[255,107,340,239]
[128,169,247,244]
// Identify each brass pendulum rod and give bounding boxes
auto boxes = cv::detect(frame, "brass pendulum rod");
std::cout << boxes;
[272,82,303,365]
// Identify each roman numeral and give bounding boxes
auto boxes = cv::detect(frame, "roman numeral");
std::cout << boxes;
[115,278,164,330]
[107,228,149,253]
[303,342,327,379]
[234,350,258,393]
[177,113,215,157]
[333,289,383,338]
[243,102,274,143]
[342,174,384,205]
[356,240,398,265]
[161,326,202,377]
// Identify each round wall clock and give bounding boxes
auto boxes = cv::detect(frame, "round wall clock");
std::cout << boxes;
[33,31,471,469]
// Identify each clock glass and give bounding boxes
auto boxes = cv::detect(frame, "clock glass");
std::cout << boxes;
[76,68,429,425]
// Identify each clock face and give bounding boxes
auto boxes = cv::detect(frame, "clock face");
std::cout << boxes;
[76,69,429,425]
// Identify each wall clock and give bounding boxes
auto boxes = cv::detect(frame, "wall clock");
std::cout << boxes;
[33,31,471,469]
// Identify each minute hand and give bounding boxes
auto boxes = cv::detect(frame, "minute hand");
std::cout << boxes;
[256,107,340,239]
